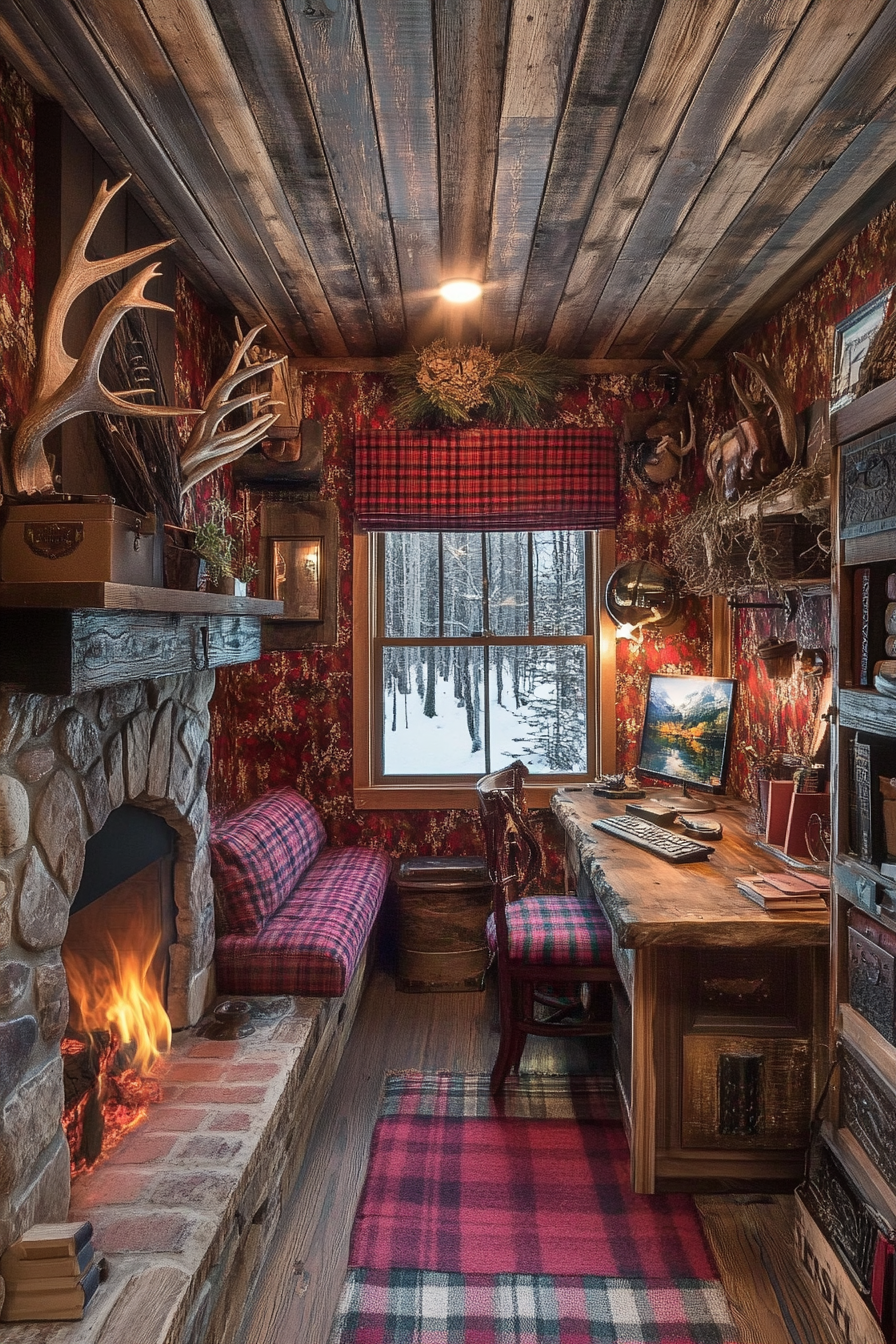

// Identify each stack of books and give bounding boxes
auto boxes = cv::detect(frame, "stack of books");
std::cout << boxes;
[853,565,896,696]
[736,872,829,912]
[0,1221,104,1322]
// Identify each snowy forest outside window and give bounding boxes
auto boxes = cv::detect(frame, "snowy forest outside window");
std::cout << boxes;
[376,531,595,780]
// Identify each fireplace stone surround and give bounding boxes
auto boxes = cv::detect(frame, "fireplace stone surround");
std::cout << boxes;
[0,670,218,1254]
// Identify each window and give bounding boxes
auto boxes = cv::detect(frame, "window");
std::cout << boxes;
[354,529,604,808]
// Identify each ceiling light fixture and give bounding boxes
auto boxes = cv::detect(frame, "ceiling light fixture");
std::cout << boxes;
[439,279,482,304]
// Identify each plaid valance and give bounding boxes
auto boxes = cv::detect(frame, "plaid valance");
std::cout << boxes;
[353,427,618,531]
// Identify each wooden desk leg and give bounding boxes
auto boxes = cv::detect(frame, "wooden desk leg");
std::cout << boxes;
[630,946,657,1194]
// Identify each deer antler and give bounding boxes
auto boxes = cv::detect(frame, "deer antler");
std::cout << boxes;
[11,177,198,496]
[179,325,285,495]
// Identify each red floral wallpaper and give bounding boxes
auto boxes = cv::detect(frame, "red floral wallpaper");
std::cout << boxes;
[713,197,896,797]
[737,201,896,416]
[0,52,35,433]
[208,372,714,883]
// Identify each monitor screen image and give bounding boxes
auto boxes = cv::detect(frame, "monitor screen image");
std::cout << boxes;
[637,674,737,793]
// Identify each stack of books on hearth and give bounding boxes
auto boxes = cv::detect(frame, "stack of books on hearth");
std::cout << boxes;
[0,1221,105,1322]
[736,872,829,912]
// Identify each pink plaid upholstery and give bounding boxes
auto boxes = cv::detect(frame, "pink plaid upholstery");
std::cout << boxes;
[486,894,614,967]
[215,845,391,997]
[211,788,326,936]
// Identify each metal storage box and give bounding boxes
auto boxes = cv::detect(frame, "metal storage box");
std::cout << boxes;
[0,501,158,586]
[395,856,492,992]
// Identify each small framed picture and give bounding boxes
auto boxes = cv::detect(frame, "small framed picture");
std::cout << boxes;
[831,286,894,410]
[269,536,324,621]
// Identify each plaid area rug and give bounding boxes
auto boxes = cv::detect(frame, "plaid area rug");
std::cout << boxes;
[333,1269,736,1344]
[329,1074,738,1344]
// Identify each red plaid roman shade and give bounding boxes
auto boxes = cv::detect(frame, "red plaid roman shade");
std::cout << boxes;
[354,428,617,531]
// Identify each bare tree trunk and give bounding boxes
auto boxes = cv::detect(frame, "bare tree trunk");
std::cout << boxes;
[424,647,437,718]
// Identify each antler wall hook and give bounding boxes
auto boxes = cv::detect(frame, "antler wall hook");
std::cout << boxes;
[178,325,285,495]
[10,176,199,496]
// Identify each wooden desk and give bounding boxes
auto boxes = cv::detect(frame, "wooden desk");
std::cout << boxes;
[552,789,829,1193]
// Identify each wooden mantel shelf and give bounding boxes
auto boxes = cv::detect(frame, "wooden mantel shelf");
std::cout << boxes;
[0,587,283,694]
[0,581,283,616]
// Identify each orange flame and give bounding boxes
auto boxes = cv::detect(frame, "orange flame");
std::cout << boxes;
[63,923,172,1071]
[61,908,172,1174]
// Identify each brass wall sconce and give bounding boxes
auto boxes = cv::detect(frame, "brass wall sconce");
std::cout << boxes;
[605,560,680,642]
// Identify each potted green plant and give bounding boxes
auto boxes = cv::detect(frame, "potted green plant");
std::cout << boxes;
[193,497,257,596]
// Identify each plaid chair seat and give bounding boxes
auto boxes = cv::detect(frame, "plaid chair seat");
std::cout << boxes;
[215,845,391,997]
[486,894,615,968]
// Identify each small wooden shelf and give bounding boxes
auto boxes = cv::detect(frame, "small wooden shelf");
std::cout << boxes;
[832,376,896,444]
[838,687,896,735]
[0,582,283,616]
[840,1003,896,1095]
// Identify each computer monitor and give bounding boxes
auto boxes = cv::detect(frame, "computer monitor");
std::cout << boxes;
[636,674,737,813]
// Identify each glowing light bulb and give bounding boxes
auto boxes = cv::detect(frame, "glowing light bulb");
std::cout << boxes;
[439,279,482,304]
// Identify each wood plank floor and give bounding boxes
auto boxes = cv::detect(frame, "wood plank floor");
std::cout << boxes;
[237,966,842,1344]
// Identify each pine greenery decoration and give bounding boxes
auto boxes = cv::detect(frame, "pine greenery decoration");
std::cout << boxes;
[390,340,575,427]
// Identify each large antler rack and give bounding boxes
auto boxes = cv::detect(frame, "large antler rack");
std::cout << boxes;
[10,176,200,497]
[178,326,285,495]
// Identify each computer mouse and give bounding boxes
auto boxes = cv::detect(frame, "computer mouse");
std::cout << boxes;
[679,816,723,840]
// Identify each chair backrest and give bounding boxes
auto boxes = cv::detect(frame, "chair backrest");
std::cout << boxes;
[476,760,543,902]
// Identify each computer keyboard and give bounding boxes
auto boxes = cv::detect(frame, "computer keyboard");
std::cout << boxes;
[591,813,714,864]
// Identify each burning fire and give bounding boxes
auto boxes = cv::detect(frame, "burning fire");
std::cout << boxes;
[61,920,171,1176]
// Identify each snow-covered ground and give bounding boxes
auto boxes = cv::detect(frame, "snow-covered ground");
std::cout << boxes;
[382,652,587,776]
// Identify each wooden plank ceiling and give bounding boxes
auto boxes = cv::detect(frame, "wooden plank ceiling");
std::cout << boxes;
[3,0,896,361]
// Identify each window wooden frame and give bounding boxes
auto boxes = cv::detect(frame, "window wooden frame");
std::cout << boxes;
[353,526,616,809]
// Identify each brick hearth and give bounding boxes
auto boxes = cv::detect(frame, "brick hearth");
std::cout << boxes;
[0,969,366,1342]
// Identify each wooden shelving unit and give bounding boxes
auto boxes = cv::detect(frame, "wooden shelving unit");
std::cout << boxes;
[797,380,896,1344]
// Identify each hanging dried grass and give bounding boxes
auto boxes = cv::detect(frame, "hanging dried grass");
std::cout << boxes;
[667,457,831,598]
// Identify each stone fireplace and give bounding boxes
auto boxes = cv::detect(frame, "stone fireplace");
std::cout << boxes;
[0,670,218,1249]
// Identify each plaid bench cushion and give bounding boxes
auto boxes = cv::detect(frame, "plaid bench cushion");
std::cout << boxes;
[211,787,327,936]
[486,894,615,967]
[215,844,391,996]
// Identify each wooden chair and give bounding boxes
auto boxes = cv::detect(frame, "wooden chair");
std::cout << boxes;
[477,760,621,1094]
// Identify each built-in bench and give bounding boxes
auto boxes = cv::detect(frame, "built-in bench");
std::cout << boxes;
[211,787,390,997]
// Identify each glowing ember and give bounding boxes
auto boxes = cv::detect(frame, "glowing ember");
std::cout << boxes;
[61,916,171,1175]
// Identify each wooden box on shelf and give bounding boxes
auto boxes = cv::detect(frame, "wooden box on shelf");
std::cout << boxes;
[0,500,158,587]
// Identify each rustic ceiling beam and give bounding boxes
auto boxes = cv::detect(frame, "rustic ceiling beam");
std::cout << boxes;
[433,0,511,348]
[479,0,587,350]
[359,0,441,349]
[606,0,891,358]
[674,1,896,358]
[513,0,663,351]
[546,0,741,356]
[584,0,816,359]
[135,0,348,356]
[285,0,405,353]
[0,0,306,351]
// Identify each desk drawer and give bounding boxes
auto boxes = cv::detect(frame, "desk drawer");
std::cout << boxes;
[681,1033,811,1149]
